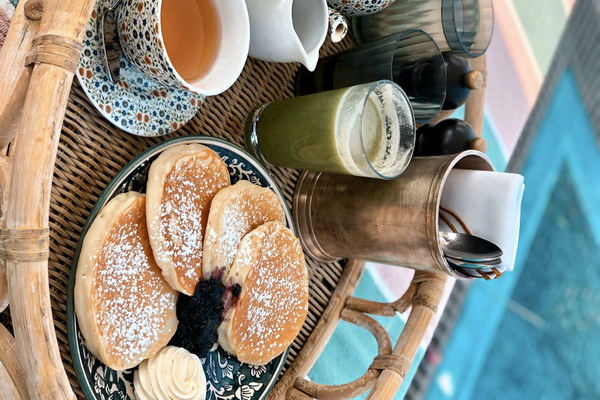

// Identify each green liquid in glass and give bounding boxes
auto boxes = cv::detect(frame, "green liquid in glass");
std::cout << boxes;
[247,87,351,175]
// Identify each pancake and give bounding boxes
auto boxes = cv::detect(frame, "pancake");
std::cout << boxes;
[218,221,308,365]
[75,192,178,371]
[146,144,231,295]
[202,180,285,281]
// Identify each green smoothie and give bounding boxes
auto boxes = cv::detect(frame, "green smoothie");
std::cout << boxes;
[246,87,351,174]
[245,81,415,179]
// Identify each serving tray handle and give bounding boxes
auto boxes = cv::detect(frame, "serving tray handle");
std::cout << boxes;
[0,0,96,398]
[268,262,446,400]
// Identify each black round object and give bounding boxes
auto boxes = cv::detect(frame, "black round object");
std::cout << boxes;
[415,119,476,156]
[442,52,473,110]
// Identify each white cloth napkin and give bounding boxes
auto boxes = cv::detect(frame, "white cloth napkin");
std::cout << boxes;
[439,169,525,275]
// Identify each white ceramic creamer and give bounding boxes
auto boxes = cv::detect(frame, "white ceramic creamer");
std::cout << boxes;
[245,0,328,71]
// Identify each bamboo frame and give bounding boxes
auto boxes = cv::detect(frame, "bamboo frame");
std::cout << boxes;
[0,1,488,398]
[464,55,487,136]
[0,324,27,399]
[0,0,96,398]
[267,263,447,400]
[0,155,10,312]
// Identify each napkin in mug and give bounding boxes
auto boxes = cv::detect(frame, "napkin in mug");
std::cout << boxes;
[439,169,525,273]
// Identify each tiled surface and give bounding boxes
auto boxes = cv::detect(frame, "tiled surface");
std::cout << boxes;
[473,167,600,399]
[427,65,600,400]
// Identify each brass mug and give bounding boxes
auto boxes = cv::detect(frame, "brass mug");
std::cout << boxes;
[293,150,494,277]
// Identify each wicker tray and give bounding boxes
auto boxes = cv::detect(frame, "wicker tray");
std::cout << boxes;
[0,1,486,398]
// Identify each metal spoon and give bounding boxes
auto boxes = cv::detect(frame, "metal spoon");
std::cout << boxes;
[446,259,495,276]
[98,0,123,83]
[446,261,474,277]
[438,232,503,263]
[445,255,502,270]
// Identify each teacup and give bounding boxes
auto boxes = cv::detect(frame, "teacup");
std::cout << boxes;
[117,0,250,96]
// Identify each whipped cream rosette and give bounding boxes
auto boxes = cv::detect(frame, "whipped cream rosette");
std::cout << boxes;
[134,346,206,400]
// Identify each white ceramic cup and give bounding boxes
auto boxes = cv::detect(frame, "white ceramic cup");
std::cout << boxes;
[245,0,328,71]
[118,0,250,96]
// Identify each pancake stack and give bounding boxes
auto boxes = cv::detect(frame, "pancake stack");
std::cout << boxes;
[75,142,309,376]
[202,180,285,280]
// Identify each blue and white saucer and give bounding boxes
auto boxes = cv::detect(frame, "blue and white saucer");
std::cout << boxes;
[76,0,204,137]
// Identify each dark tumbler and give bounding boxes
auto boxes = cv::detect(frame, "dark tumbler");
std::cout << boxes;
[295,30,446,124]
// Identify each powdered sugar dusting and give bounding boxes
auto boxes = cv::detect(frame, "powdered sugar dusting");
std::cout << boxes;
[153,152,229,294]
[93,197,177,367]
[231,222,308,363]
[204,182,284,278]
[219,191,279,262]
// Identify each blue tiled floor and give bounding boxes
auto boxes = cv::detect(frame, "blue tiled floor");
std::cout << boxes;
[426,70,600,400]
[473,167,600,399]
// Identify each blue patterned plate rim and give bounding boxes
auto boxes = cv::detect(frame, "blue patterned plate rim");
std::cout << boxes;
[76,0,204,137]
[67,135,294,400]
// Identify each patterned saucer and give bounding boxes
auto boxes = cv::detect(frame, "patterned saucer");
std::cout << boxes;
[67,136,294,400]
[76,0,204,136]
[327,0,396,16]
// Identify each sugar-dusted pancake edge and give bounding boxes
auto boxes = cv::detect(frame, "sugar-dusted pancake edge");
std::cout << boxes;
[146,143,231,295]
[218,221,308,365]
[202,180,285,282]
[75,192,178,371]
[75,192,140,368]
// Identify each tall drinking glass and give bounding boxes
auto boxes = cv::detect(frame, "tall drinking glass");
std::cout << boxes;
[353,0,494,58]
[295,30,446,123]
[245,80,415,179]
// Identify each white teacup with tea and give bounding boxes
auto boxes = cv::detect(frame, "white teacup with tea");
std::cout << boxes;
[118,0,250,96]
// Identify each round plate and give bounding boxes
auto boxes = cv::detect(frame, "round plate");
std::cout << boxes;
[76,0,204,137]
[67,136,294,400]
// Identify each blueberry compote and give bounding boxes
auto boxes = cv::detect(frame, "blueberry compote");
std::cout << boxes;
[169,278,242,358]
